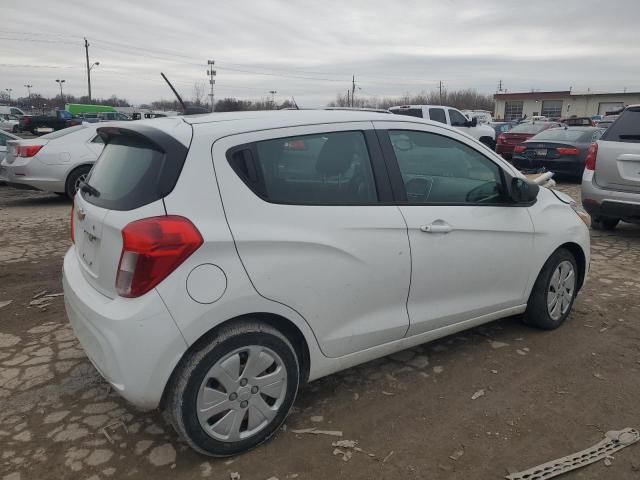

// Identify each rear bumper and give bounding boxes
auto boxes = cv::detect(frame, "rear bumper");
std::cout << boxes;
[581,172,640,221]
[513,155,583,176]
[0,159,66,193]
[62,247,188,409]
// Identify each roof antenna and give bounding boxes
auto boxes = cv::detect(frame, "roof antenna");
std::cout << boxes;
[161,72,209,115]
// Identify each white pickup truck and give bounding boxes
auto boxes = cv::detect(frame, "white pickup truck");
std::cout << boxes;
[389,105,496,149]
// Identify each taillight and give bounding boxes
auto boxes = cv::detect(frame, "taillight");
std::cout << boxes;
[17,145,43,157]
[585,143,598,170]
[498,134,506,144]
[116,216,203,298]
[70,203,75,244]
[557,147,580,155]
[513,145,526,153]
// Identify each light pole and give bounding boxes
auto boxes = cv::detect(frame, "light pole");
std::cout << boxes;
[88,61,99,102]
[5,88,13,102]
[269,90,277,108]
[55,79,66,103]
[23,84,32,99]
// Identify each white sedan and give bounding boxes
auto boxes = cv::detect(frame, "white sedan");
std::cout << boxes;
[0,124,107,198]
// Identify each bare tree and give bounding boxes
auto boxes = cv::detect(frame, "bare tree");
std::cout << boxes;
[192,82,207,106]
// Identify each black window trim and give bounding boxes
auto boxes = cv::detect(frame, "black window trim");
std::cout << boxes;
[225,129,394,206]
[375,128,528,207]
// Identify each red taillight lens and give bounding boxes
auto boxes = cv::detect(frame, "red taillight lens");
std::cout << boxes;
[17,145,43,157]
[70,203,75,244]
[116,216,203,298]
[513,145,526,153]
[556,147,580,155]
[585,143,598,170]
[497,134,506,144]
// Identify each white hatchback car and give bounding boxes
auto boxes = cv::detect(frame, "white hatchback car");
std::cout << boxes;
[63,111,590,456]
[0,124,106,198]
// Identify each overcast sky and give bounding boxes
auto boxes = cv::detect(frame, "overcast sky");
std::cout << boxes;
[2,0,639,107]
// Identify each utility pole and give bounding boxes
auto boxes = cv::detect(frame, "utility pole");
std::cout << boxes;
[351,76,356,107]
[498,80,503,92]
[5,88,13,103]
[346,90,350,107]
[439,81,443,104]
[207,60,216,112]
[24,84,32,99]
[85,38,91,101]
[269,90,277,108]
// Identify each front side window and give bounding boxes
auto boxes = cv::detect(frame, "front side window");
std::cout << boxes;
[448,109,468,127]
[229,131,378,205]
[389,130,506,204]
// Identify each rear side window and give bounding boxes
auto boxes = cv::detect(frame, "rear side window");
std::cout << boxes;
[448,109,468,127]
[83,130,187,211]
[228,131,378,205]
[429,108,447,124]
[391,108,423,119]
[601,107,640,143]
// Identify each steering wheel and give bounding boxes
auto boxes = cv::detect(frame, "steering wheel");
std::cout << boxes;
[465,181,501,203]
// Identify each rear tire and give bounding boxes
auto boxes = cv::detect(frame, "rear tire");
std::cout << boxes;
[592,217,619,231]
[166,321,300,457]
[523,248,578,330]
[64,165,92,199]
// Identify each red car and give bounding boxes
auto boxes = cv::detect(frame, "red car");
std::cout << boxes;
[496,121,562,159]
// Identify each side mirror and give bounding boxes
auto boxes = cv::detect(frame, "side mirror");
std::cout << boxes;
[510,177,539,203]
[465,117,478,127]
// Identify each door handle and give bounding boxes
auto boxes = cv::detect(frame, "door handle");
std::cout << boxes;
[420,221,453,234]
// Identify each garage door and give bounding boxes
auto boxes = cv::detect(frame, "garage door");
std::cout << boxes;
[598,102,624,115]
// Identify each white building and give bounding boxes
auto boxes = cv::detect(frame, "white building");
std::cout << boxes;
[493,90,640,121]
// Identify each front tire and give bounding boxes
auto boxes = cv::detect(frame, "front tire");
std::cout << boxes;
[592,217,619,231]
[523,248,578,330]
[166,321,300,457]
[64,165,92,199]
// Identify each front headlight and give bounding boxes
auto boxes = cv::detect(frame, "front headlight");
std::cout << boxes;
[570,201,591,227]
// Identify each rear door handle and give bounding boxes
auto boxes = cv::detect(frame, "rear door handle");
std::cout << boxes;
[420,221,453,234]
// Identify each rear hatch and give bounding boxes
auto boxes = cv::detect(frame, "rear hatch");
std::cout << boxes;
[595,106,640,193]
[517,142,580,160]
[72,121,192,298]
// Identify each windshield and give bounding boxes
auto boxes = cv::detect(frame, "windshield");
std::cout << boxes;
[509,123,551,134]
[40,125,87,139]
[531,128,593,142]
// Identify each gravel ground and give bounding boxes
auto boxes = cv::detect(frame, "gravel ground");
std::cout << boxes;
[1,183,639,480]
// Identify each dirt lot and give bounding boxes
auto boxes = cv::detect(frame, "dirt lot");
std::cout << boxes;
[1,183,639,480]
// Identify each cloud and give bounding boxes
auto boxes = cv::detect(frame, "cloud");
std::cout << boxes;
[1,0,638,106]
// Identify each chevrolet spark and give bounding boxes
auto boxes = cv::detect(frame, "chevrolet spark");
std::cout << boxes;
[63,110,590,456]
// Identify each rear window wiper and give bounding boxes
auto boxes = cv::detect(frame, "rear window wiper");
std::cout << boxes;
[79,181,100,197]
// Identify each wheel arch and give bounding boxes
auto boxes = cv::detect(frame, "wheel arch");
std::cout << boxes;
[558,242,587,291]
[160,312,311,409]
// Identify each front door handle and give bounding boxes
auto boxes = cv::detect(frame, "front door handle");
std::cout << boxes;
[420,221,453,234]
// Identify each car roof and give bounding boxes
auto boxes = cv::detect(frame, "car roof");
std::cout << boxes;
[389,105,453,110]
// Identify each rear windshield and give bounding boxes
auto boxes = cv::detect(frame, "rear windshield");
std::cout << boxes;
[531,128,594,142]
[391,108,423,119]
[601,107,640,143]
[509,123,551,134]
[83,130,187,211]
[40,125,86,139]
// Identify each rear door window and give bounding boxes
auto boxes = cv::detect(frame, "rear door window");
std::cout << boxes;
[428,108,447,124]
[601,107,640,143]
[228,131,378,205]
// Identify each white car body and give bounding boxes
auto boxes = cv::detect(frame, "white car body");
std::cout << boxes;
[462,109,493,124]
[0,124,106,195]
[0,106,26,117]
[389,104,496,147]
[0,114,19,132]
[62,111,589,453]
[0,129,20,163]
